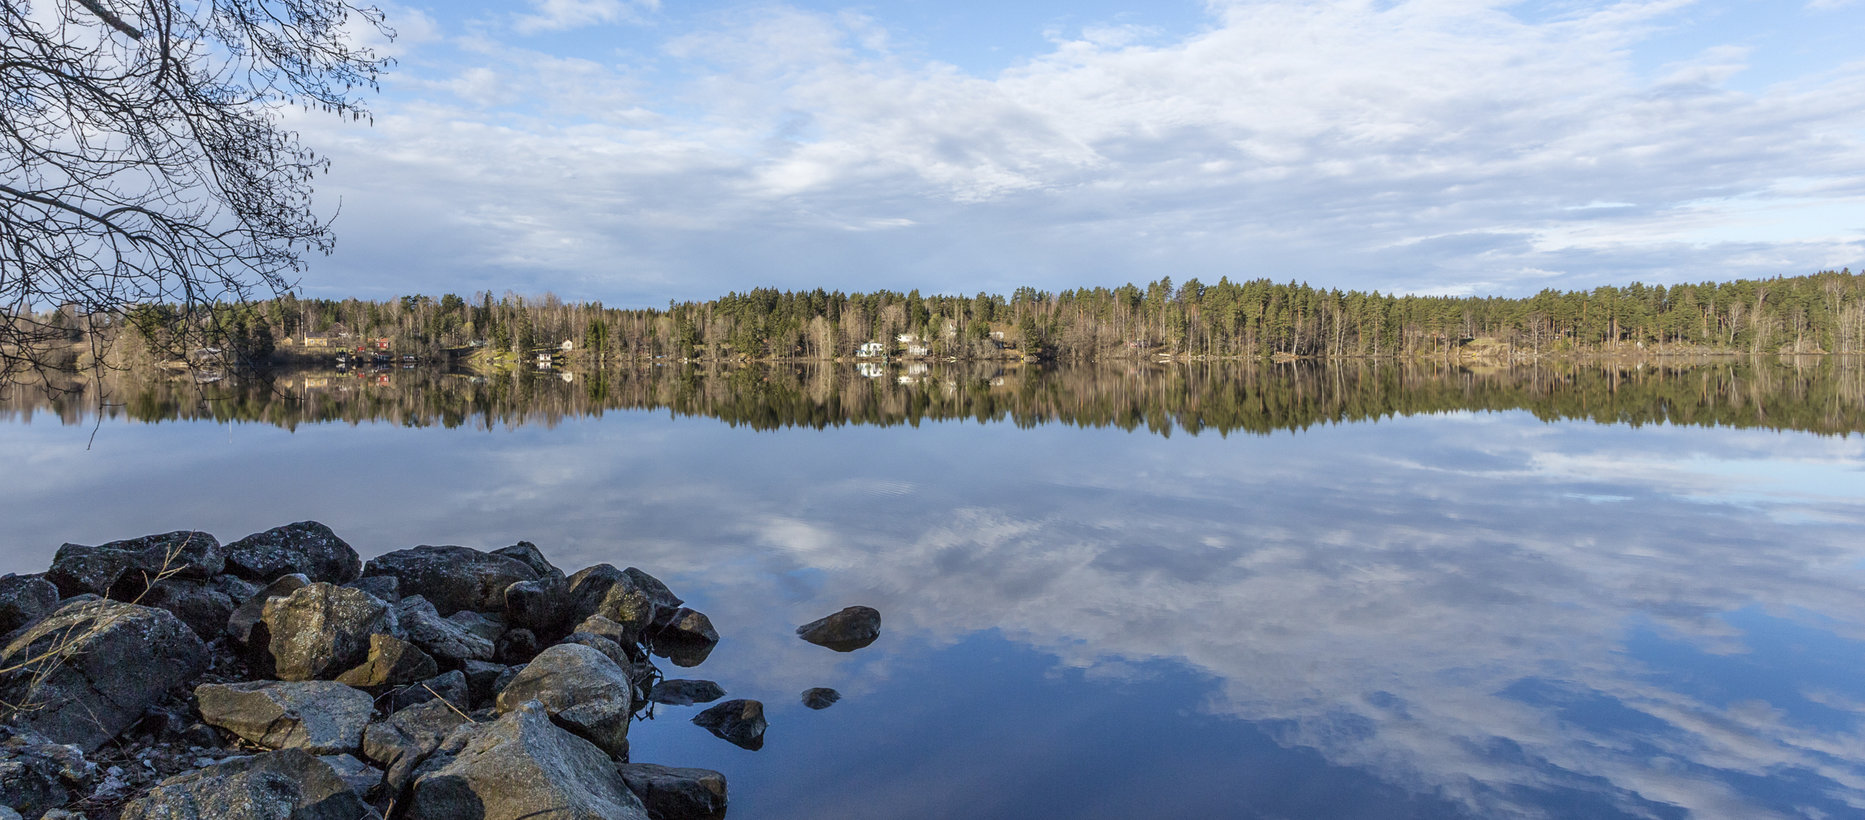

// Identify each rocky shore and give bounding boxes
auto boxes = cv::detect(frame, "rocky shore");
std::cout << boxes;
[0,524,880,819]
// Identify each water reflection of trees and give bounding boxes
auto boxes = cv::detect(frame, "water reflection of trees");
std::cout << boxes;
[5,356,1864,436]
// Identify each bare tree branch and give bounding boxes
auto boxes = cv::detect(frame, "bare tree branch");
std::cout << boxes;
[1,0,393,380]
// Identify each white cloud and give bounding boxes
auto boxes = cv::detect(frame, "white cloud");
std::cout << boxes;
[513,0,656,34]
[299,0,1865,303]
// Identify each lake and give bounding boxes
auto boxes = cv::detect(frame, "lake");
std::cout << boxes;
[4,357,1864,819]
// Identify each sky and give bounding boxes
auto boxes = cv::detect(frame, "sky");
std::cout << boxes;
[290,0,1865,307]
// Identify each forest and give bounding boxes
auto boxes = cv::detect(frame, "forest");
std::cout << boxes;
[41,269,1865,365]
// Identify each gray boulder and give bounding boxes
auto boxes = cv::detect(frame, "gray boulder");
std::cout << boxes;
[361,699,468,797]
[649,680,725,707]
[651,608,718,668]
[796,605,882,652]
[223,522,362,585]
[558,631,631,668]
[139,578,237,641]
[0,600,208,750]
[118,748,379,820]
[316,754,382,800]
[263,583,396,681]
[397,597,494,668]
[691,700,766,751]
[494,644,633,759]
[335,634,438,688]
[502,576,569,638]
[195,681,375,755]
[566,565,654,633]
[446,610,505,642]
[617,763,728,820]
[404,702,647,820]
[361,546,537,616]
[0,575,58,636]
[227,573,309,648]
[489,542,559,578]
[572,615,643,661]
[341,576,400,605]
[44,531,224,598]
[387,670,470,714]
[0,733,96,819]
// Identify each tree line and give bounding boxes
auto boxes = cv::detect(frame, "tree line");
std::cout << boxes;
[28,269,1865,367]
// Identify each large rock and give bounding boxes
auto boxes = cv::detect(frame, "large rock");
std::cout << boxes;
[0,575,58,636]
[44,531,224,598]
[566,565,654,634]
[0,600,208,750]
[263,584,396,681]
[397,597,494,668]
[502,576,569,639]
[494,644,633,759]
[403,702,647,820]
[227,574,309,648]
[651,608,718,668]
[617,763,728,820]
[0,733,96,819]
[489,542,560,579]
[359,697,466,793]
[572,615,641,653]
[118,748,379,820]
[335,634,438,688]
[361,699,468,797]
[224,522,363,585]
[691,700,766,751]
[558,631,631,668]
[795,605,881,652]
[361,546,537,616]
[138,578,238,641]
[196,681,375,755]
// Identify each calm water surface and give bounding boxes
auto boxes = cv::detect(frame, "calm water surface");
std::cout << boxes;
[3,360,1864,819]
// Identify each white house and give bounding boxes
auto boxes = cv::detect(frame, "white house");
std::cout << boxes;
[856,341,886,357]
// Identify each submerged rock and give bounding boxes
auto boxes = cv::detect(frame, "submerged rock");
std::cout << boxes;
[117,748,379,820]
[494,644,634,759]
[262,583,396,681]
[691,700,766,751]
[404,702,647,820]
[649,680,726,707]
[223,522,362,585]
[796,605,881,652]
[0,600,208,750]
[361,546,537,616]
[617,763,727,820]
[801,688,841,710]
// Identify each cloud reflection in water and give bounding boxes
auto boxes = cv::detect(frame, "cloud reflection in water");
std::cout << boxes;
[2,408,1863,817]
